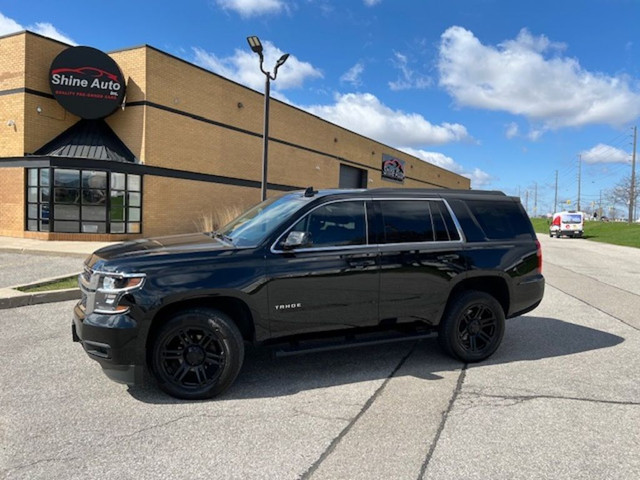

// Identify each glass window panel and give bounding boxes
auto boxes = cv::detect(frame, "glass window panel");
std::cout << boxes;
[27,204,38,219]
[82,189,107,205]
[110,206,125,222]
[110,189,125,206]
[55,221,79,233]
[39,220,50,231]
[82,206,106,221]
[54,169,80,188]
[40,205,50,220]
[54,188,80,204]
[82,222,106,234]
[27,188,38,203]
[111,172,126,190]
[127,222,141,234]
[40,188,50,203]
[127,192,141,207]
[110,222,125,234]
[27,220,38,231]
[128,207,141,222]
[127,174,141,191]
[54,204,79,220]
[28,169,38,186]
[40,169,50,187]
[82,170,107,189]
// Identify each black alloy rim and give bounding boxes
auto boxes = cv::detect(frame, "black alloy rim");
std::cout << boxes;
[456,304,498,353]
[158,326,226,389]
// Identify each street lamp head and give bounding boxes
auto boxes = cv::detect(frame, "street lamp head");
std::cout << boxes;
[247,36,263,55]
[276,53,290,68]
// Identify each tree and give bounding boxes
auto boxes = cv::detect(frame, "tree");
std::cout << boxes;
[604,175,640,221]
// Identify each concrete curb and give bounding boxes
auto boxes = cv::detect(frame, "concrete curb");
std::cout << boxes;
[0,288,81,309]
[0,273,82,310]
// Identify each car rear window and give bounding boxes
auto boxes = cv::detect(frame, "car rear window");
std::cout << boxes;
[561,214,582,224]
[465,199,533,240]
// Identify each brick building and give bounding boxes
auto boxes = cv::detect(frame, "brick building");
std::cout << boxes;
[0,31,470,241]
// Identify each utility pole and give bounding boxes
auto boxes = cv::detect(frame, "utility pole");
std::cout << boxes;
[554,170,558,213]
[525,190,529,215]
[599,190,602,219]
[534,182,538,216]
[629,126,637,224]
[577,155,582,211]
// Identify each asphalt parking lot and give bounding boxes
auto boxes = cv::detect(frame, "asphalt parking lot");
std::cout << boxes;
[1,235,639,479]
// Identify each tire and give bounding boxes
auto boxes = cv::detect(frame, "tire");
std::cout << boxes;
[438,291,505,363]
[150,308,244,400]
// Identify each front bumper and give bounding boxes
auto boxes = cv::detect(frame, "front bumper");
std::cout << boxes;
[72,301,143,385]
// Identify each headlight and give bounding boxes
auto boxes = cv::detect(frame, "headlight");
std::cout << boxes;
[80,269,146,315]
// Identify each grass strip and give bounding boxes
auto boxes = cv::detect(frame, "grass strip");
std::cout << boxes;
[17,275,78,293]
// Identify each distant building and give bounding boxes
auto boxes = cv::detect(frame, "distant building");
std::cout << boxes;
[0,31,470,241]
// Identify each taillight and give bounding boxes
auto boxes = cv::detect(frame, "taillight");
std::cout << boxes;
[535,239,542,273]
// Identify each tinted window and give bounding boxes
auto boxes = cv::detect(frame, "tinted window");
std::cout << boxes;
[379,200,434,243]
[431,201,461,241]
[466,200,533,240]
[291,201,367,247]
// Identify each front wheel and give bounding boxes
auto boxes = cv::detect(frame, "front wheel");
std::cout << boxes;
[438,291,505,362]
[150,308,244,400]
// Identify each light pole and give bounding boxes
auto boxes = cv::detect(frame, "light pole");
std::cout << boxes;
[247,36,289,201]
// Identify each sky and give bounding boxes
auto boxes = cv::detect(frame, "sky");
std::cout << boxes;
[2,0,640,216]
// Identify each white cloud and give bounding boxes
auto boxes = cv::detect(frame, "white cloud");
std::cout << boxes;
[364,0,382,6]
[305,92,470,147]
[581,143,630,164]
[0,12,76,45]
[505,122,519,139]
[0,12,22,35]
[438,26,640,129]
[400,148,493,188]
[340,62,364,87]
[193,40,323,92]
[215,0,287,17]
[388,51,432,91]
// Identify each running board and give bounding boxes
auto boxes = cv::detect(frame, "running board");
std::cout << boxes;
[273,331,436,358]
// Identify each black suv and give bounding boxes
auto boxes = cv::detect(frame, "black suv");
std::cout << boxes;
[73,188,544,399]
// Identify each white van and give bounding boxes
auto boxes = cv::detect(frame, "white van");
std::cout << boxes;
[549,211,584,238]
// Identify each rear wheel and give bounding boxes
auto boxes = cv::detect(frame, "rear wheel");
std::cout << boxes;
[150,308,244,400]
[438,291,505,362]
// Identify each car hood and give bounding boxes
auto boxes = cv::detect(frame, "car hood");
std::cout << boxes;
[86,233,236,269]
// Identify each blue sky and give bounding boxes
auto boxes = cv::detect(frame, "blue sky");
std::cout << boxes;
[2,0,640,215]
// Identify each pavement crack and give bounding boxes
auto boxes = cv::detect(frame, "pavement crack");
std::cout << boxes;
[546,282,640,333]
[2,455,80,476]
[299,342,418,480]
[417,363,467,480]
[461,390,640,408]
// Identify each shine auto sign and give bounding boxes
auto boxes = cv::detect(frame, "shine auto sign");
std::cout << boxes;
[49,46,126,119]
[381,154,406,183]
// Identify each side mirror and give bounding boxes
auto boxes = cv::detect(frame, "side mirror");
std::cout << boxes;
[282,231,310,250]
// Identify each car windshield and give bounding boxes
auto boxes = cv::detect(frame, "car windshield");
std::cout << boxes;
[216,193,311,247]
[562,214,582,224]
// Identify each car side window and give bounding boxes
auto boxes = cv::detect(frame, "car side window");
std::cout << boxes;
[378,199,459,244]
[290,201,367,247]
[378,200,434,243]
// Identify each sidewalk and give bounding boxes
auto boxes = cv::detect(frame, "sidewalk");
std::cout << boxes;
[0,235,116,257]
[0,235,119,309]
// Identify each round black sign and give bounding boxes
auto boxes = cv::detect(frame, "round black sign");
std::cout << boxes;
[49,46,126,120]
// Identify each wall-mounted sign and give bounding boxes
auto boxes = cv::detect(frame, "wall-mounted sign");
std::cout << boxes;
[381,154,405,183]
[49,46,126,120]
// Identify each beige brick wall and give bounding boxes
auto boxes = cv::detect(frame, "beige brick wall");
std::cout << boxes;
[143,175,257,237]
[0,168,25,236]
